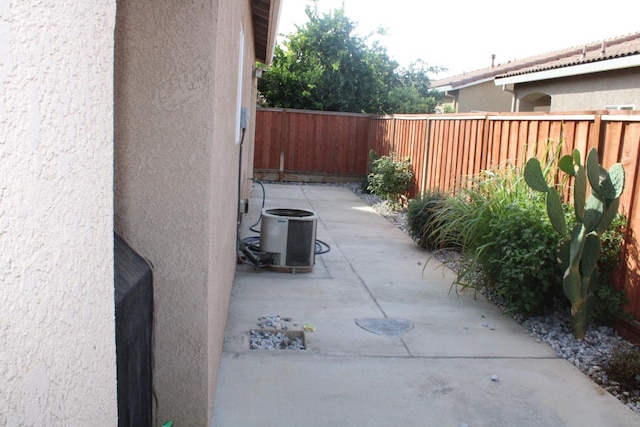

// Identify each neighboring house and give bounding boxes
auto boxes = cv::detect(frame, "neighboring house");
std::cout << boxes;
[433,32,640,113]
[2,1,281,426]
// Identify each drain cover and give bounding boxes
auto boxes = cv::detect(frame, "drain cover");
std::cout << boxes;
[355,318,414,336]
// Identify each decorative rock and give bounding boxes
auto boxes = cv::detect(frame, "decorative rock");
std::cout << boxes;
[257,314,294,330]
[249,330,305,350]
[491,375,499,382]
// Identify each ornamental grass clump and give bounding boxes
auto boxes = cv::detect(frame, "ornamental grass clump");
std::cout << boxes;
[424,160,564,313]
[458,164,563,314]
[406,191,451,250]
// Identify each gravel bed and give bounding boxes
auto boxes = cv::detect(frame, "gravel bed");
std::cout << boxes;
[250,316,306,350]
[250,330,305,350]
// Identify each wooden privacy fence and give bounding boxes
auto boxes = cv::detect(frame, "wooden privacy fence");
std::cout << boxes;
[254,108,371,182]
[254,108,640,326]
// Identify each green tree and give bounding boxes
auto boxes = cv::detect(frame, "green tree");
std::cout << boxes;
[388,60,443,113]
[259,3,442,114]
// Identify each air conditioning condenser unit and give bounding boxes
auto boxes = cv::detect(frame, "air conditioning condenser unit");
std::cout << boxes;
[260,208,318,272]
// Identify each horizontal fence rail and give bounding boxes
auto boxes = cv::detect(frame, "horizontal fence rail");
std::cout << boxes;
[254,108,640,323]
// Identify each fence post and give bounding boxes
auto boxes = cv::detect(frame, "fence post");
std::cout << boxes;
[591,110,605,153]
[420,117,430,196]
[279,109,287,181]
[390,116,396,154]
[481,113,491,172]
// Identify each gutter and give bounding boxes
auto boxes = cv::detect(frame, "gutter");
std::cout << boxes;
[501,83,517,112]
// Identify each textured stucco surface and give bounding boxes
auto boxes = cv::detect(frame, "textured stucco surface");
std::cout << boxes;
[114,0,258,424]
[457,80,514,112]
[516,68,640,112]
[0,1,118,425]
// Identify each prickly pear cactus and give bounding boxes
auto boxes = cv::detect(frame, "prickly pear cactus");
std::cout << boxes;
[524,148,625,340]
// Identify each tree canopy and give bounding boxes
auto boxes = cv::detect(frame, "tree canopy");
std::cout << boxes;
[258,4,443,114]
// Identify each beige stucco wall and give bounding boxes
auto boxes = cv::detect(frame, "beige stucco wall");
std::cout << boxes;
[114,0,258,424]
[0,1,118,425]
[456,80,514,112]
[516,68,640,112]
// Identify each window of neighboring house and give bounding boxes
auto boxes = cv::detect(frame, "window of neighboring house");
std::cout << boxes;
[235,28,245,143]
[605,104,635,110]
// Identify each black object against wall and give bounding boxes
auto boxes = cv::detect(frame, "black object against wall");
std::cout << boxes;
[114,233,153,427]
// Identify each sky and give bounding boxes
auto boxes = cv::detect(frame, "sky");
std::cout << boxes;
[276,0,640,79]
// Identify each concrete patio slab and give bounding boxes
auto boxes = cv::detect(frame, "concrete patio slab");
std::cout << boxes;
[212,183,639,426]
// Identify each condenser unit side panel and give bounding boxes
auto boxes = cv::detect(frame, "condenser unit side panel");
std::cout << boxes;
[260,216,289,254]
[285,220,316,266]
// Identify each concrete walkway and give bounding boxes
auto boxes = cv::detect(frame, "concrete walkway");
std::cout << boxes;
[212,183,639,427]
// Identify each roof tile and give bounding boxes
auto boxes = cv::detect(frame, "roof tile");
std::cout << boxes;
[433,32,640,89]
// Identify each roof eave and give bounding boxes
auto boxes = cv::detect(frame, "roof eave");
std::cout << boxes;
[252,0,282,65]
[495,54,640,86]
[264,0,282,65]
[434,76,495,92]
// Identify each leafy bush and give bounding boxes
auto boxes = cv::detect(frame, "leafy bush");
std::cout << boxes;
[423,157,568,315]
[599,213,628,275]
[481,200,562,315]
[406,191,450,250]
[359,149,381,193]
[588,213,629,324]
[367,154,413,205]
[461,165,563,315]
[606,343,640,391]
[415,141,630,321]
[588,276,629,324]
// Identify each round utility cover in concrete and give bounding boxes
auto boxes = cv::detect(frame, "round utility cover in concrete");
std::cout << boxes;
[355,318,414,336]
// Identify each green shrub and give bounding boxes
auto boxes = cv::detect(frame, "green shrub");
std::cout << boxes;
[588,213,629,324]
[360,149,381,193]
[588,276,629,324]
[599,213,628,275]
[367,154,413,205]
[425,157,569,315]
[606,343,640,391]
[428,165,553,289]
[481,200,562,316]
[418,140,629,322]
[464,164,563,315]
[406,191,450,250]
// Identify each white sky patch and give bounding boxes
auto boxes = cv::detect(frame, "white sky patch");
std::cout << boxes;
[278,0,640,78]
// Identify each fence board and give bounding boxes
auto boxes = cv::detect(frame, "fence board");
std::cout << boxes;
[612,121,640,313]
